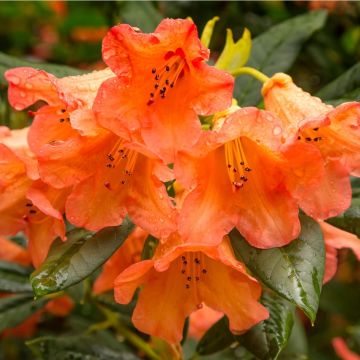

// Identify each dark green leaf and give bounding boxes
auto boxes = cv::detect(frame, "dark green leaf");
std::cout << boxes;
[119,2,162,33]
[230,215,325,324]
[196,316,236,356]
[327,198,360,237]
[0,51,84,86]
[0,294,47,332]
[235,10,327,106]
[239,293,294,360]
[141,235,159,260]
[0,260,33,293]
[316,62,360,101]
[31,218,135,297]
[27,332,140,360]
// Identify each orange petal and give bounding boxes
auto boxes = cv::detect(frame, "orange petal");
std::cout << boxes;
[45,296,74,317]
[332,337,360,360]
[0,237,31,266]
[324,244,338,284]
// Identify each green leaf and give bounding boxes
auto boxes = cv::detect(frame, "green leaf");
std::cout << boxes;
[27,332,140,360]
[119,1,162,33]
[141,235,159,260]
[235,10,327,106]
[0,260,33,293]
[316,62,360,101]
[239,293,294,360]
[327,198,360,237]
[0,294,47,332]
[0,51,84,86]
[230,215,325,324]
[201,17,220,48]
[196,316,236,356]
[31,218,135,297]
[216,28,252,72]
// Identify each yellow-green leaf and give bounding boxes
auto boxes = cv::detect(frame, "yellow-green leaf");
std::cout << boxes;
[200,16,219,48]
[216,28,252,72]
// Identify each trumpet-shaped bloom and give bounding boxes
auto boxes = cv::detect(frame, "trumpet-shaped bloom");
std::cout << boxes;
[94,18,234,163]
[6,67,177,237]
[262,73,360,218]
[176,107,305,248]
[319,221,360,283]
[93,226,147,294]
[114,235,268,344]
[332,337,360,360]
[0,127,69,267]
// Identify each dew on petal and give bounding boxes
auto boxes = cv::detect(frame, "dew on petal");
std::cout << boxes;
[103,48,116,60]
[25,83,33,89]
[273,126,282,136]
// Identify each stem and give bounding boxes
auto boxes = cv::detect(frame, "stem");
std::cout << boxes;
[231,66,270,83]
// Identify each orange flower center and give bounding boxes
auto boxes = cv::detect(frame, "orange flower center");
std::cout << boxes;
[147,48,187,106]
[103,139,138,190]
[224,138,252,190]
[179,251,207,309]
[297,127,323,143]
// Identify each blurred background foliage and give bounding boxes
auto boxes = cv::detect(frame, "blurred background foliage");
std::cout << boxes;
[0,1,360,360]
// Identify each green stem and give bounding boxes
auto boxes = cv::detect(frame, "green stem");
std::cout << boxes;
[231,66,270,83]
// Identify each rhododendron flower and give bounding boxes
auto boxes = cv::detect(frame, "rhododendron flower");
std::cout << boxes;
[93,227,147,294]
[176,107,310,248]
[262,73,360,218]
[6,67,177,238]
[94,18,234,163]
[333,337,360,360]
[188,305,223,340]
[319,221,360,283]
[114,235,268,344]
[0,127,69,267]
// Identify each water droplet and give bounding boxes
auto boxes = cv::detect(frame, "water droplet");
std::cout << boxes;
[159,193,164,200]
[20,91,26,98]
[273,126,282,136]
[7,74,20,85]
[14,103,23,111]
[48,140,65,146]
[103,48,116,60]
[25,82,33,89]
[197,303,203,309]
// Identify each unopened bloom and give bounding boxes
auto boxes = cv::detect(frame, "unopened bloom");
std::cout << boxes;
[114,235,268,344]
[94,18,234,163]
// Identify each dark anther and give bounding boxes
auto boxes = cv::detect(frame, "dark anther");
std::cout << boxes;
[161,94,166,99]
[240,161,244,165]
[121,180,125,185]
[181,270,186,274]
[29,209,37,214]
[233,168,237,173]
[155,74,160,81]
[185,284,190,289]
[25,203,32,207]
[59,118,65,123]
[165,79,169,85]
[104,182,111,190]
[119,149,124,153]
[195,258,200,264]
[150,93,154,98]
[170,82,174,88]
[187,276,192,281]
[107,154,115,161]
[245,167,251,172]
[297,136,301,140]
[181,256,186,261]
[165,65,170,71]
[61,109,66,113]
[305,137,312,142]
[240,176,247,181]
[202,269,207,274]
[147,99,154,106]
[154,84,159,89]
[227,164,232,168]
[195,276,200,281]
[151,68,156,74]
[183,260,188,265]
[313,127,319,131]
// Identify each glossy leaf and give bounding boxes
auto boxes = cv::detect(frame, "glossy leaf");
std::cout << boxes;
[27,332,140,360]
[216,28,252,72]
[0,294,47,332]
[0,51,84,85]
[141,235,159,260]
[230,215,325,324]
[317,62,360,101]
[327,198,360,238]
[239,293,294,360]
[235,10,327,106]
[0,260,33,293]
[201,16,220,48]
[31,218,135,297]
[196,316,235,356]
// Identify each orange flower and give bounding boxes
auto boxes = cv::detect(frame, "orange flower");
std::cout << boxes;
[94,19,234,163]
[262,73,359,219]
[333,337,360,360]
[114,235,268,344]
[0,236,31,267]
[93,226,147,294]
[319,221,360,283]
[176,107,304,248]
[188,305,223,340]
[0,127,70,267]
[6,67,177,238]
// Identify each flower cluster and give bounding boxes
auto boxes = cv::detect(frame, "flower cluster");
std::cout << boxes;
[1,18,360,344]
